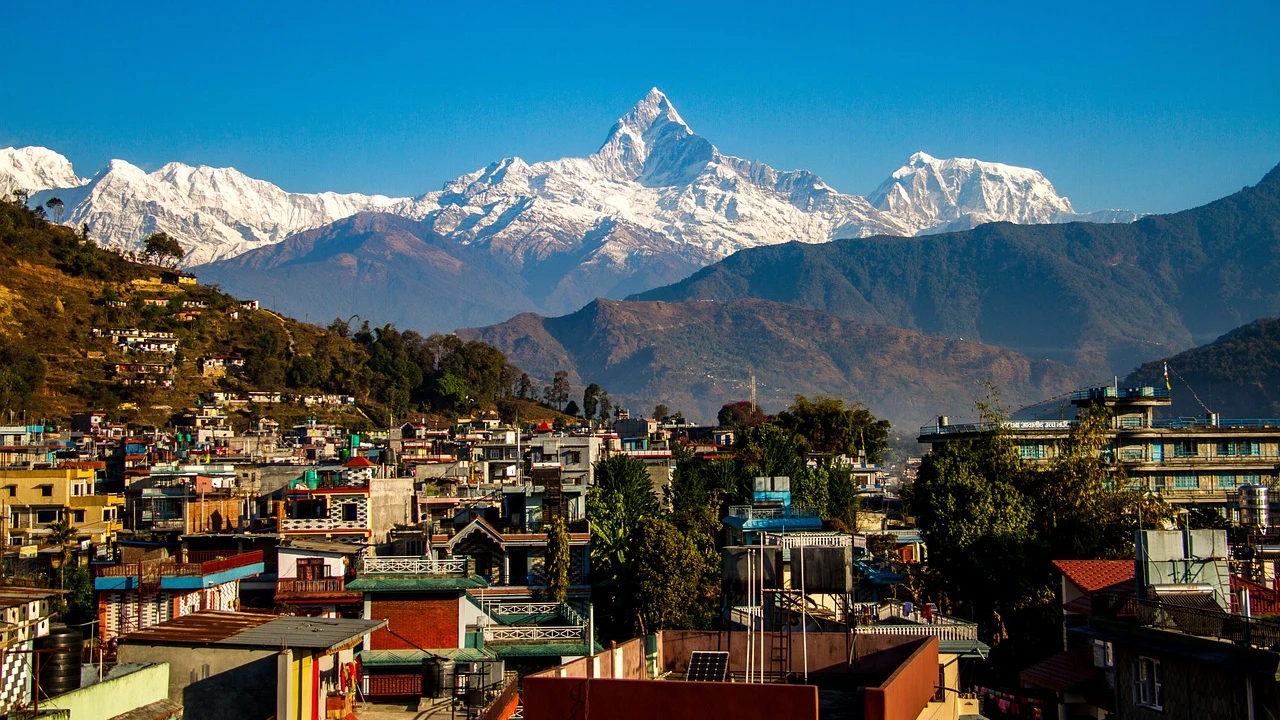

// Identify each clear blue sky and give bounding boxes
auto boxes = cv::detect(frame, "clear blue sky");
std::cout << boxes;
[3,0,1277,213]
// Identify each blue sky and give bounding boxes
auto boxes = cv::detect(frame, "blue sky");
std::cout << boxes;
[2,0,1277,213]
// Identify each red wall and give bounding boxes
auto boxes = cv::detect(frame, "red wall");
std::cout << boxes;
[863,636,938,720]
[369,595,459,649]
[523,677,818,720]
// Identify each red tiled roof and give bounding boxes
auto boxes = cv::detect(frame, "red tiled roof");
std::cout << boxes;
[1020,647,1101,692]
[1053,559,1134,593]
[344,456,376,468]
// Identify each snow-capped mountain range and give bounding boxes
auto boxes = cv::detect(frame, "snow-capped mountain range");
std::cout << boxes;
[6,88,1136,270]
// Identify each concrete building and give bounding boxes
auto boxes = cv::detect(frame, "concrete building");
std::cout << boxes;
[93,549,265,642]
[919,384,1280,510]
[117,611,383,720]
[1,468,123,546]
[0,586,60,714]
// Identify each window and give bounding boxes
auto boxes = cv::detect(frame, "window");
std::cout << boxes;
[72,510,85,523]
[1173,440,1199,458]
[39,485,53,497]
[341,503,358,522]
[4,486,13,497]
[297,557,330,580]
[1173,475,1197,489]
[102,508,114,522]
[35,510,58,524]
[1243,474,1262,486]
[1218,474,1239,489]
[1152,475,1167,490]
[1218,440,1261,457]
[1132,657,1162,709]
[1092,640,1114,669]
[1120,415,1142,428]
[1018,443,1046,459]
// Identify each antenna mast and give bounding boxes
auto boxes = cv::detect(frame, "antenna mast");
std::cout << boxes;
[750,372,758,414]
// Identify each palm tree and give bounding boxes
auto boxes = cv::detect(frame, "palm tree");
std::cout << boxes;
[46,518,77,588]
[45,197,64,224]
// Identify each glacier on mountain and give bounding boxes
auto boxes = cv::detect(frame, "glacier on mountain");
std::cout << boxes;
[2,88,1137,272]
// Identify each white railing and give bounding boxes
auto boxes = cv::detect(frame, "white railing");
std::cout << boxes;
[483,625,585,643]
[763,532,853,548]
[279,518,366,531]
[728,506,821,521]
[359,556,469,575]
[488,602,561,616]
[853,623,978,641]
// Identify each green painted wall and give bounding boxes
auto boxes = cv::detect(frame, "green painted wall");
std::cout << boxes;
[41,663,169,720]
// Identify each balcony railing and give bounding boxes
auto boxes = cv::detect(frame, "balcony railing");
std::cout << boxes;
[485,601,586,627]
[1071,387,1170,401]
[919,420,1072,436]
[482,625,586,643]
[1095,594,1280,649]
[96,550,263,578]
[275,578,350,595]
[727,506,821,520]
[763,532,853,549]
[358,556,469,575]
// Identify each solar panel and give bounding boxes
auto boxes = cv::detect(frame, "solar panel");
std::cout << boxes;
[685,651,729,682]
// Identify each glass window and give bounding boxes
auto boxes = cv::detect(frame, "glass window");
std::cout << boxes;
[72,510,85,523]
[1152,475,1166,489]
[1133,657,1163,709]
[1174,475,1198,489]
[1019,443,1045,459]
[1174,441,1199,458]
[1243,474,1262,485]
[35,509,58,524]
[1218,474,1238,489]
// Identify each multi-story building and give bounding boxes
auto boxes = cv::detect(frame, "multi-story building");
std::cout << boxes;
[274,539,363,616]
[275,467,414,545]
[529,434,601,486]
[1,468,124,545]
[93,549,265,642]
[0,586,60,714]
[919,384,1280,510]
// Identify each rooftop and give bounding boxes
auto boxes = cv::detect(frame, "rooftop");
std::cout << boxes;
[1053,559,1135,593]
[120,610,385,650]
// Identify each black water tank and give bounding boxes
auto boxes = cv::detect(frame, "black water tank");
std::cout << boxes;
[37,625,83,698]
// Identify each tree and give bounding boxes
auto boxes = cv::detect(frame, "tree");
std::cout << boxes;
[652,404,669,422]
[587,454,661,639]
[632,518,704,633]
[717,400,766,430]
[44,197,64,224]
[597,391,612,423]
[582,383,601,420]
[545,370,570,410]
[565,399,580,417]
[143,231,185,267]
[775,395,891,462]
[517,373,533,400]
[544,516,571,603]
[46,518,77,589]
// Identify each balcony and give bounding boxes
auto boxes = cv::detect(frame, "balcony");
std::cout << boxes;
[851,601,979,641]
[358,556,470,576]
[1071,386,1170,401]
[274,577,362,604]
[95,550,264,590]
[918,419,1072,437]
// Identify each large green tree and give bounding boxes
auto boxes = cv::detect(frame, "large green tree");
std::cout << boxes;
[544,515,571,603]
[775,395,891,462]
[632,518,705,633]
[587,454,661,639]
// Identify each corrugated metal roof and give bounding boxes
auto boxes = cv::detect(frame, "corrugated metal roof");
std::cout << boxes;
[226,616,386,650]
[360,648,495,666]
[120,611,385,650]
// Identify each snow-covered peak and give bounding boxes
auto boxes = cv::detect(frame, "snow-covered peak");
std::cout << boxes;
[591,88,713,185]
[0,146,87,197]
[870,151,1077,233]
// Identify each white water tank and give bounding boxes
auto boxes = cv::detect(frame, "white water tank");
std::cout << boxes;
[1240,484,1270,530]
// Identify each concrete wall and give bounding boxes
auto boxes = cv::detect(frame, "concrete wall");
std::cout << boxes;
[369,476,415,542]
[41,663,170,720]
[522,676,818,720]
[117,643,279,720]
[863,637,937,720]
[277,547,348,579]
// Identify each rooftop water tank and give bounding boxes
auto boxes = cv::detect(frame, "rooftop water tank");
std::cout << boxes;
[1240,484,1270,530]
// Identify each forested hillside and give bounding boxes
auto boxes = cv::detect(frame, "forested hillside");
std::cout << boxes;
[634,163,1280,379]
[0,198,545,427]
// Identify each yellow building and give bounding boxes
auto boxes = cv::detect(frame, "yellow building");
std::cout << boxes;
[0,468,124,545]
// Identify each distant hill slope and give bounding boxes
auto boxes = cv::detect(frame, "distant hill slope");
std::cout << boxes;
[0,200,543,428]
[457,297,1085,430]
[1125,318,1280,418]
[633,163,1280,379]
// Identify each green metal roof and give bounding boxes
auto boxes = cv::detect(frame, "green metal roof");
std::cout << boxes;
[348,576,489,592]
[489,643,601,658]
[938,639,992,658]
[360,648,495,666]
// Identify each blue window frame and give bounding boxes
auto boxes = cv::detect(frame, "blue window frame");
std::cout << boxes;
[1173,475,1197,489]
